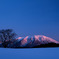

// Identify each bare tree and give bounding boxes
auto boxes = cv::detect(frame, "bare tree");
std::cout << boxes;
[5,29,17,40]
[0,29,17,42]
[0,29,17,48]
[0,35,3,42]
[0,30,5,42]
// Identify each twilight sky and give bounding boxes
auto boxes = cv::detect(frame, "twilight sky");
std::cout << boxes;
[0,0,59,41]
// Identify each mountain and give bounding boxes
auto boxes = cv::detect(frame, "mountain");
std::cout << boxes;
[0,35,59,48]
[15,35,59,48]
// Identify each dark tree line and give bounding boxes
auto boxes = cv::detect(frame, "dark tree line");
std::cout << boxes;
[0,29,17,42]
[0,29,17,47]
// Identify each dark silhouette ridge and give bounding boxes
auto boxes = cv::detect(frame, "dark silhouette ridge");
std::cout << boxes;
[33,43,59,48]
[10,43,59,48]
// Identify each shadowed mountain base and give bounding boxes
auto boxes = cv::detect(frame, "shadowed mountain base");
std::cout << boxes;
[11,43,59,48]
[0,42,59,48]
[33,43,59,48]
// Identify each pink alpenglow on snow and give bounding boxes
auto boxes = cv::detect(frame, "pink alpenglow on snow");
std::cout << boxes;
[18,35,59,44]
[16,35,59,48]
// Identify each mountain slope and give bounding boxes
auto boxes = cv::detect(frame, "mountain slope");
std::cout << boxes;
[16,35,59,48]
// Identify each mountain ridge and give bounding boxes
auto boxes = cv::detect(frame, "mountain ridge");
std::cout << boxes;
[16,35,59,48]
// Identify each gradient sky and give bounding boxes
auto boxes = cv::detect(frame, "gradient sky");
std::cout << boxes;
[0,1,59,59]
[0,0,59,41]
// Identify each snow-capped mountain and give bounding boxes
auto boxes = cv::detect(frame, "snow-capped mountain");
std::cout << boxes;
[16,35,59,48]
[0,35,59,48]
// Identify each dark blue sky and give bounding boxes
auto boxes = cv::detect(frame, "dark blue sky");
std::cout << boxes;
[0,0,59,41]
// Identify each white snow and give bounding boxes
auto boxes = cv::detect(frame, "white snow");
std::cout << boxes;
[0,48,59,59]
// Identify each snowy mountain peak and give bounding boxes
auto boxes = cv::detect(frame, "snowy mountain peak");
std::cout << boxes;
[34,35,59,43]
[17,35,59,47]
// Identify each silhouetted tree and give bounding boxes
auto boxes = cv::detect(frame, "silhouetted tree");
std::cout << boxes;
[0,30,5,42]
[0,29,17,47]
[0,35,3,42]
[5,29,17,41]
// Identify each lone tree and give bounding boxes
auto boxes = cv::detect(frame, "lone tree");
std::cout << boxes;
[0,29,17,48]
[0,29,17,42]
